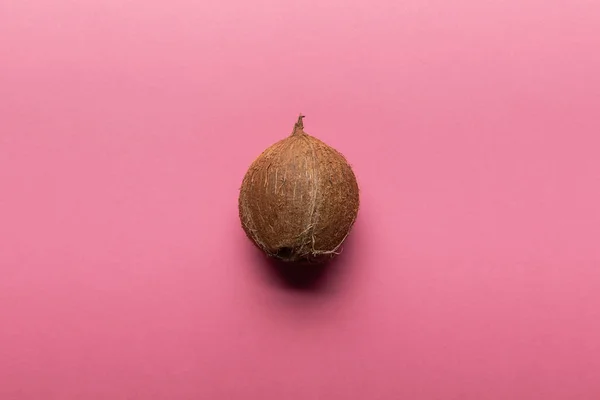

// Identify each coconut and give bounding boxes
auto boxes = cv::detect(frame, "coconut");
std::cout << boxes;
[238,115,360,263]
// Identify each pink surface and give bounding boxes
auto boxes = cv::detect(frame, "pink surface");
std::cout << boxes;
[1,0,600,398]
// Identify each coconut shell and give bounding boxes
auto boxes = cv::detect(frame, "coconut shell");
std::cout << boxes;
[238,115,360,263]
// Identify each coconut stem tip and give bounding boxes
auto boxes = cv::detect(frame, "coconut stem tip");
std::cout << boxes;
[292,114,305,135]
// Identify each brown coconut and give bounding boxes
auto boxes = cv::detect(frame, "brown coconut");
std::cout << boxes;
[238,115,360,263]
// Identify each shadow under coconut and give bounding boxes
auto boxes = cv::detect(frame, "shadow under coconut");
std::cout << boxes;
[264,258,332,291]
[255,233,357,292]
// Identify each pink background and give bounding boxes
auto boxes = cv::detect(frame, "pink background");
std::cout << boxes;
[1,0,600,398]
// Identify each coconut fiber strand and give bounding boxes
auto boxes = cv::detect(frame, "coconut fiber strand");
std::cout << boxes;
[238,115,360,263]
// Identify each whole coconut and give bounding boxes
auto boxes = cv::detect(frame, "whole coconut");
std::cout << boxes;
[238,115,359,263]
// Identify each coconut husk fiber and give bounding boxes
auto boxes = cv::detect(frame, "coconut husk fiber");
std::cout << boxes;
[238,115,360,263]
